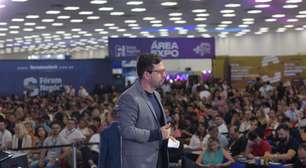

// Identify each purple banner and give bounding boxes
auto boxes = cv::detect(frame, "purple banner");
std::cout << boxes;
[109,37,215,59]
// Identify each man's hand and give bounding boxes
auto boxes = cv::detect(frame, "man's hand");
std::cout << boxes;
[160,123,171,140]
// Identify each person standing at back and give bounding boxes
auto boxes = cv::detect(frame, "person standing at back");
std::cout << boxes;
[118,54,171,168]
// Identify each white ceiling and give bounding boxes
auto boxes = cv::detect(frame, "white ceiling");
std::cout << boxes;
[0,0,305,56]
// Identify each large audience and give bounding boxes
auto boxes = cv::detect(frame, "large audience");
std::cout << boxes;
[1,76,306,168]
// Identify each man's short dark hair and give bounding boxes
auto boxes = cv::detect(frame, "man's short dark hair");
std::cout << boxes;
[276,123,290,132]
[136,54,162,78]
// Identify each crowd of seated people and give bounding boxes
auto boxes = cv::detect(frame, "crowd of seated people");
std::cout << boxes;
[0,77,306,168]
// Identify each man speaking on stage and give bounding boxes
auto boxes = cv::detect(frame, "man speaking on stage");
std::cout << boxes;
[117,54,171,168]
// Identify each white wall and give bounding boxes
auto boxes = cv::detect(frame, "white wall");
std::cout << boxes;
[216,29,306,56]
[163,59,211,71]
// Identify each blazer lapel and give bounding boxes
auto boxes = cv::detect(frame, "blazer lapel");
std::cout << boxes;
[154,92,167,125]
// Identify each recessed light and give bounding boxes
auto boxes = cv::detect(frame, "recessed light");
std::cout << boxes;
[126,1,143,5]
[255,0,272,2]
[64,6,80,11]
[0,22,7,26]
[276,28,286,32]
[90,0,107,4]
[57,16,71,19]
[284,25,294,28]
[0,28,8,31]
[220,10,235,14]
[87,16,100,20]
[46,10,61,15]
[221,21,232,24]
[9,31,19,34]
[12,0,28,2]
[225,3,241,8]
[169,13,182,17]
[194,18,207,21]
[104,23,115,26]
[70,19,83,23]
[265,18,277,22]
[143,17,155,20]
[296,15,306,18]
[98,7,114,11]
[295,27,304,31]
[197,24,207,27]
[35,26,46,30]
[239,24,249,28]
[299,11,306,14]
[175,20,186,24]
[24,22,36,26]
[109,26,119,30]
[131,27,141,30]
[117,28,126,32]
[110,12,125,16]
[243,21,255,24]
[23,28,34,31]
[42,19,55,23]
[286,0,302,3]
[272,14,286,18]
[9,26,20,29]
[0,4,5,8]
[243,18,255,21]
[26,15,39,19]
[255,4,270,8]
[125,20,137,23]
[161,2,177,6]
[247,10,262,14]
[223,13,236,17]
[72,28,82,32]
[128,24,139,27]
[192,9,207,13]
[52,23,64,26]
[79,11,94,15]
[287,18,298,22]
[150,20,162,23]
[283,4,298,8]
[131,8,146,12]
[152,24,163,27]
[196,13,210,17]
[169,17,182,21]
[11,18,24,22]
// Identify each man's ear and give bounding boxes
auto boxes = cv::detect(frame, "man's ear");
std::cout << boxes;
[143,71,151,80]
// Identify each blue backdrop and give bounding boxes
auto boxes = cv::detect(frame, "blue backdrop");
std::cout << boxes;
[0,59,113,96]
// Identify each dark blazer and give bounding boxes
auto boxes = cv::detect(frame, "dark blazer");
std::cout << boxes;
[98,122,121,168]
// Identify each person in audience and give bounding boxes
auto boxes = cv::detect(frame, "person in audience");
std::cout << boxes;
[78,117,90,137]
[24,121,37,147]
[11,123,32,152]
[0,118,12,150]
[214,114,228,135]
[245,130,272,159]
[60,118,86,144]
[81,125,100,168]
[187,123,206,152]
[203,124,228,150]
[264,124,299,165]
[196,137,234,167]
[98,107,120,168]
[239,110,252,133]
[228,125,248,156]
[30,126,48,165]
[297,143,306,167]
[30,121,70,168]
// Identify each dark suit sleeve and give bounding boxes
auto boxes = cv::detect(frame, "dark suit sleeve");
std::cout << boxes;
[99,130,108,168]
[118,94,151,142]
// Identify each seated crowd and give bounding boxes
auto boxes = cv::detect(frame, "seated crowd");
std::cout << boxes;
[0,77,306,168]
